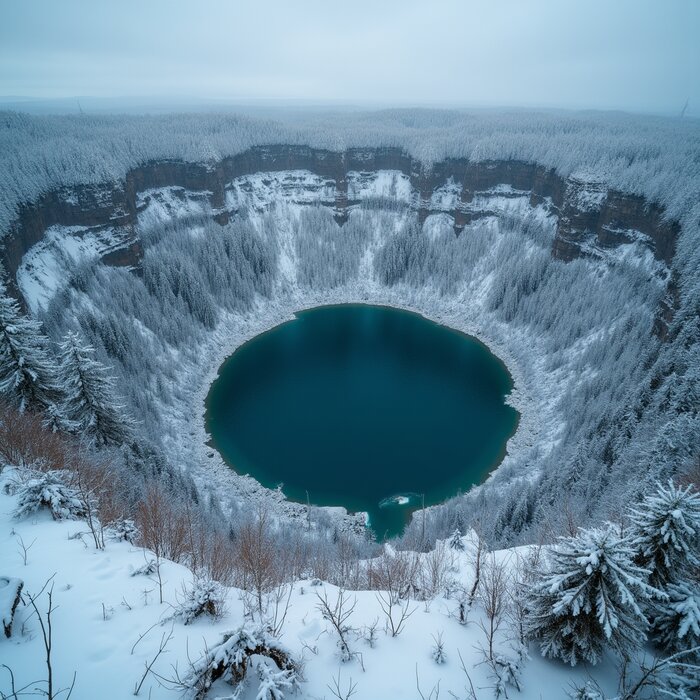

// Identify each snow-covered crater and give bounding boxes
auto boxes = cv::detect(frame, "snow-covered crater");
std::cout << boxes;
[12,165,672,543]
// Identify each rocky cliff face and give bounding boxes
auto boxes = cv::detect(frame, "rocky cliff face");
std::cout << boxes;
[2,145,680,319]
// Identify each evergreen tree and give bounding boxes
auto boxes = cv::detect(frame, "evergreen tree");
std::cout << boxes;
[42,401,79,434]
[449,528,464,551]
[0,284,63,413]
[57,331,134,447]
[525,524,660,666]
[629,480,700,588]
[651,580,700,655]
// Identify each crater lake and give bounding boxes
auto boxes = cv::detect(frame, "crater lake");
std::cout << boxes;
[205,305,519,538]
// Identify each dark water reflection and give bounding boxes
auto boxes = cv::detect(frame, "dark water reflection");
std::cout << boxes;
[205,305,519,538]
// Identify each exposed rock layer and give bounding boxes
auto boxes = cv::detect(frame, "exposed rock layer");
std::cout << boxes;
[2,145,679,303]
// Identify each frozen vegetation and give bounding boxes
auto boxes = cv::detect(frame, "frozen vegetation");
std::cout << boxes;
[1,463,699,699]
[2,110,700,243]
[0,108,699,698]
[19,162,695,547]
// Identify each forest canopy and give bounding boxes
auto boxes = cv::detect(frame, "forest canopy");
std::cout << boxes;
[1,109,699,240]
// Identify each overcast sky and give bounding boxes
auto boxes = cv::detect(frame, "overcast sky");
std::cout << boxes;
[1,0,698,115]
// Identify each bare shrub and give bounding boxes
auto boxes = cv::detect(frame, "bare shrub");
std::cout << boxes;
[331,535,365,589]
[0,404,71,472]
[237,510,279,619]
[367,547,420,599]
[467,527,485,608]
[416,666,441,700]
[24,575,77,700]
[418,541,450,601]
[202,529,237,586]
[316,588,357,662]
[367,547,419,637]
[361,618,379,648]
[136,484,189,563]
[136,484,189,604]
[180,502,209,576]
[15,534,35,566]
[133,625,173,696]
[309,540,332,584]
[376,590,416,638]
[327,669,359,700]
[478,553,510,660]
[69,453,118,550]
[268,531,311,588]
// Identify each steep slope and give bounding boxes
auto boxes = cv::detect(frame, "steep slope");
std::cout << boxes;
[4,148,679,316]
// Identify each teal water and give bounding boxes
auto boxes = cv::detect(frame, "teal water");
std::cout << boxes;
[205,305,519,539]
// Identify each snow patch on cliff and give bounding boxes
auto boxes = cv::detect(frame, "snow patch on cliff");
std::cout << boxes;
[17,225,129,313]
[225,170,336,212]
[430,178,462,210]
[136,186,213,229]
[347,170,414,202]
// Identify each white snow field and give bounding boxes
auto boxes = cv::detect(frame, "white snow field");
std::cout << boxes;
[0,468,624,700]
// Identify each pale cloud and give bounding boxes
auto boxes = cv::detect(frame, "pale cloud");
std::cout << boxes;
[0,0,698,115]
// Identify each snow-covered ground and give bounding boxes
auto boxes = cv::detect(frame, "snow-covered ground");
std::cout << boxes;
[0,468,624,700]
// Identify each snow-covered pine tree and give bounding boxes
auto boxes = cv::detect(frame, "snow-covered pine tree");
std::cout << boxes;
[0,284,63,414]
[57,331,134,447]
[651,580,700,655]
[42,400,79,434]
[449,527,464,551]
[14,470,88,521]
[524,524,660,666]
[183,625,299,699]
[173,578,227,625]
[629,480,700,588]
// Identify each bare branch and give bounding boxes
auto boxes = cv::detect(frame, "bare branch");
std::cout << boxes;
[326,668,358,700]
[133,625,174,696]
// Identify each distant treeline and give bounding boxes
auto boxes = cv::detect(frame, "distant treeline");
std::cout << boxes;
[1,109,699,239]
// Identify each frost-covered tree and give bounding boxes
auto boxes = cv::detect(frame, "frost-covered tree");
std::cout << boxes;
[449,528,464,551]
[13,470,88,521]
[651,581,700,655]
[0,285,63,413]
[182,625,299,700]
[41,401,79,435]
[56,331,134,447]
[108,518,139,544]
[525,524,660,665]
[173,577,227,625]
[629,480,700,588]
[629,482,700,661]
